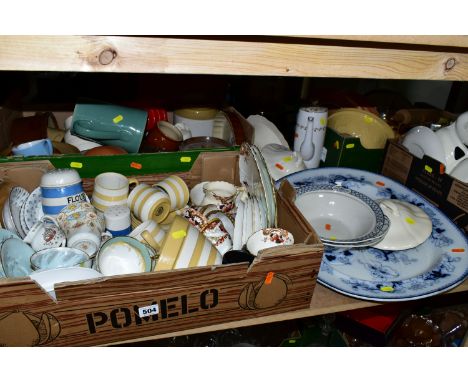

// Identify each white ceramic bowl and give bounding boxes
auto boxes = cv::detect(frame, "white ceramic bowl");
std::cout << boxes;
[294,185,387,243]
[372,199,432,251]
[30,247,92,271]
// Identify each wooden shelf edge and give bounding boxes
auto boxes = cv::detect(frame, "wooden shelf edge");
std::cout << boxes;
[103,279,468,346]
[1,36,468,80]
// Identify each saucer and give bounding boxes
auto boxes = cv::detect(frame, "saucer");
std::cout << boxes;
[21,186,43,233]
[0,237,34,277]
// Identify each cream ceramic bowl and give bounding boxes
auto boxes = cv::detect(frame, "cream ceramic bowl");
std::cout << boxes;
[372,199,432,251]
[328,108,395,149]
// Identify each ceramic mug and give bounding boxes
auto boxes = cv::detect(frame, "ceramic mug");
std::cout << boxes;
[23,215,66,251]
[92,172,138,212]
[129,219,166,249]
[96,236,156,276]
[144,121,183,152]
[40,169,88,216]
[173,107,218,137]
[71,103,148,153]
[104,205,132,237]
[127,183,171,223]
[155,216,222,271]
[154,175,190,211]
[12,138,53,157]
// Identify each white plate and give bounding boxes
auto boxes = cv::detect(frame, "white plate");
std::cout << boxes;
[280,167,468,302]
[9,187,29,239]
[22,187,44,232]
[247,115,289,150]
[242,197,253,247]
[402,125,446,164]
[232,197,244,250]
[251,144,277,227]
[29,267,103,299]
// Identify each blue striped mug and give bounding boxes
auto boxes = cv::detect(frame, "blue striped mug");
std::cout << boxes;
[40,169,88,216]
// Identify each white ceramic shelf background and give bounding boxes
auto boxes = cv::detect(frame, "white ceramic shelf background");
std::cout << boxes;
[1,35,468,345]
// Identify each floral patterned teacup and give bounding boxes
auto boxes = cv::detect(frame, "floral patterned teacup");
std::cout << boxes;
[56,201,106,257]
[23,216,66,251]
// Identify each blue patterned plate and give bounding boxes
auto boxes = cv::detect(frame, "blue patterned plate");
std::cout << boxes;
[278,167,468,301]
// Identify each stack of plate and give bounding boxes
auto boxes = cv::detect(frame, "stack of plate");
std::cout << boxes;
[234,143,277,249]
[1,186,43,239]
[294,184,390,248]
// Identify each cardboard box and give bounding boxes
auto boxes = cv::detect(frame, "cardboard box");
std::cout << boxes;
[321,127,387,173]
[381,141,468,235]
[0,151,323,346]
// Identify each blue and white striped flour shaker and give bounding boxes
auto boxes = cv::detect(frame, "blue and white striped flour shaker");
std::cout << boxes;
[40,169,88,216]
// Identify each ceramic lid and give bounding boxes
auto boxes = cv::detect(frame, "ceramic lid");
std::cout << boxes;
[40,169,81,187]
[372,199,433,251]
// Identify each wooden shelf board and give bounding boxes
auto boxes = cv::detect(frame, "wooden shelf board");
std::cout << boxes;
[105,279,468,346]
[1,36,468,80]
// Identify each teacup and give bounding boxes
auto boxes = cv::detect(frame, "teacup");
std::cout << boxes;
[23,216,66,251]
[246,228,294,256]
[30,247,92,271]
[40,169,88,216]
[56,201,106,257]
[92,172,138,212]
[127,183,171,223]
[96,236,156,276]
[154,175,190,211]
[71,103,147,153]
[129,219,166,249]
[201,181,237,212]
[104,205,132,237]
[12,138,53,157]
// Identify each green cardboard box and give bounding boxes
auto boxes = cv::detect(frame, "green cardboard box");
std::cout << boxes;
[321,127,387,173]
